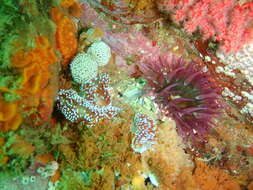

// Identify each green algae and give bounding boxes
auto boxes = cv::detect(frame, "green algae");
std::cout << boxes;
[56,168,88,190]
[0,132,30,174]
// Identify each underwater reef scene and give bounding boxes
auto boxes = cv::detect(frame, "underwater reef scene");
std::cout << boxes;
[1,0,253,189]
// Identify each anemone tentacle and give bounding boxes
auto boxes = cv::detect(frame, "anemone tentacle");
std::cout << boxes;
[138,54,222,142]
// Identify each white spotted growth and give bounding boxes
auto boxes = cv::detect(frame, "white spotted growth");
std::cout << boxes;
[131,113,157,153]
[70,53,98,84]
[56,74,120,126]
[87,41,111,66]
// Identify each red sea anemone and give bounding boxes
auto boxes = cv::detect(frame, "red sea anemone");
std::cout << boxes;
[138,54,222,142]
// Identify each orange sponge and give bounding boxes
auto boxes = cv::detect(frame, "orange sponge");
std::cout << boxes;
[21,65,43,94]
[0,100,17,121]
[3,113,22,131]
[0,99,22,132]
[69,2,82,17]
[61,0,75,9]
[12,36,57,69]
[51,7,77,65]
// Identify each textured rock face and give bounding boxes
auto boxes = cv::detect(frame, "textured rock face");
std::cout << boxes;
[217,42,253,119]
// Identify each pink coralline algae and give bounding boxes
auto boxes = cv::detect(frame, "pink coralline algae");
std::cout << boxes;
[103,32,161,61]
[85,0,159,24]
[80,2,161,62]
[56,74,120,126]
[131,113,157,153]
[157,0,253,53]
[138,54,222,142]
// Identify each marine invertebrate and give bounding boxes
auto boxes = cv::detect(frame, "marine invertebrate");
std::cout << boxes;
[0,0,58,110]
[11,36,57,69]
[51,7,77,65]
[11,36,56,98]
[138,54,221,141]
[21,65,44,95]
[68,1,82,17]
[71,41,111,84]
[157,0,253,53]
[2,114,22,132]
[131,113,157,153]
[0,100,17,122]
[12,36,57,105]
[56,74,120,126]
[87,41,111,66]
[0,99,22,132]
[80,73,111,104]
[60,0,76,9]
[38,88,56,122]
[5,35,58,126]
[56,16,77,65]
[56,89,120,125]
[70,53,98,84]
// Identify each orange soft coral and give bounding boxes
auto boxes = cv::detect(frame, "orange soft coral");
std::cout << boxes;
[68,2,82,17]
[12,36,57,69]
[60,0,82,17]
[21,64,44,94]
[51,7,65,23]
[11,49,32,68]
[14,36,57,95]
[51,7,77,65]
[0,100,17,121]
[19,66,50,96]
[38,88,55,122]
[8,36,58,126]
[56,16,77,64]
[60,0,75,9]
[14,41,54,109]
[0,99,22,132]
[3,113,22,132]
